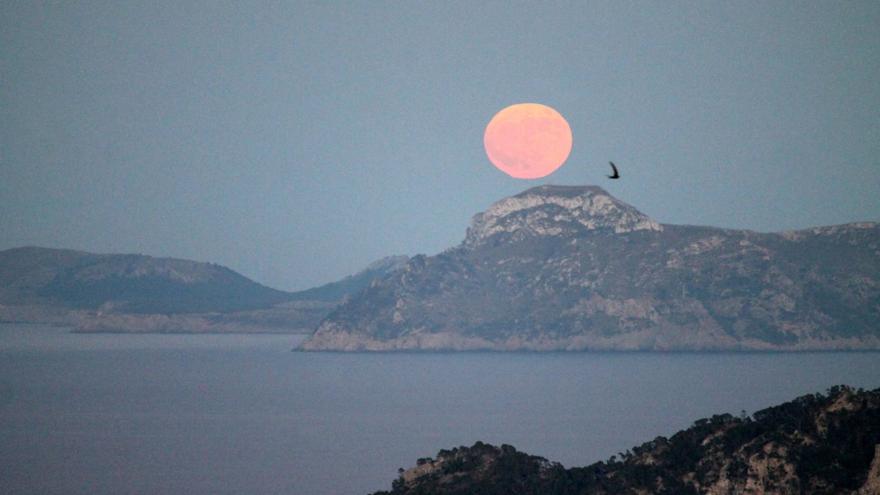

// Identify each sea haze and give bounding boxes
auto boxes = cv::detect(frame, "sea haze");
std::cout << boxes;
[1,324,879,495]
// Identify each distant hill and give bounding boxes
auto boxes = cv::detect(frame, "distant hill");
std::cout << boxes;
[0,247,406,333]
[289,255,410,302]
[302,185,880,351]
[0,246,290,314]
[374,385,880,494]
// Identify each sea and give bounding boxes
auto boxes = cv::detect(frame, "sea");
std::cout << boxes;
[1,323,879,495]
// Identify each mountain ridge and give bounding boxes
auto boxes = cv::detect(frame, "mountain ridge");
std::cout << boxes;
[0,247,406,333]
[288,255,410,302]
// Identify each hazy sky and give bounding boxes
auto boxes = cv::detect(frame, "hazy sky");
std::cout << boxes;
[2,1,879,291]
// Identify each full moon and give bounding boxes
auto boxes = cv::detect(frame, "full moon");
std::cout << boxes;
[483,103,573,179]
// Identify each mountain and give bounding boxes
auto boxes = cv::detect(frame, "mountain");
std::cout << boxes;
[0,247,406,333]
[373,386,880,495]
[288,255,410,302]
[0,246,290,314]
[302,185,880,351]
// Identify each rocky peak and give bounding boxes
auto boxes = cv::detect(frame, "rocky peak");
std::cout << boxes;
[463,185,662,248]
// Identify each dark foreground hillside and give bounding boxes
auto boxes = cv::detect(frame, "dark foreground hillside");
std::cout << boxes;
[373,386,880,495]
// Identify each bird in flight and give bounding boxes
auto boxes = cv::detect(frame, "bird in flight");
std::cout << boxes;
[607,161,620,179]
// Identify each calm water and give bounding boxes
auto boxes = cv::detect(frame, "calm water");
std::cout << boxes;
[1,324,879,495]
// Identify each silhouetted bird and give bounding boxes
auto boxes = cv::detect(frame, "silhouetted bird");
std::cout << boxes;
[607,161,620,179]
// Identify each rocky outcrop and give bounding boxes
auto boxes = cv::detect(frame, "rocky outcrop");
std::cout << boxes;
[463,185,662,248]
[302,185,880,351]
[373,386,880,495]
[859,444,880,494]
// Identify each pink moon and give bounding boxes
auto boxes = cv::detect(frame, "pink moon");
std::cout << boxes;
[483,103,573,179]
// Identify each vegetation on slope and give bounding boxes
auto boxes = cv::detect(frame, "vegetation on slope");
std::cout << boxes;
[374,386,880,494]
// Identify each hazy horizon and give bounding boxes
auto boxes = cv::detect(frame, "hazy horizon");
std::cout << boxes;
[3,1,879,290]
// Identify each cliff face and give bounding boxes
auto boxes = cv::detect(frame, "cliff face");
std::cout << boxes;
[302,185,880,351]
[373,386,880,495]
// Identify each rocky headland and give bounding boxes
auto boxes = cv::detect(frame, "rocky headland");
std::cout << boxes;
[302,185,880,351]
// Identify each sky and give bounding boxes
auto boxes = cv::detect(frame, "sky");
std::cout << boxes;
[2,1,879,291]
